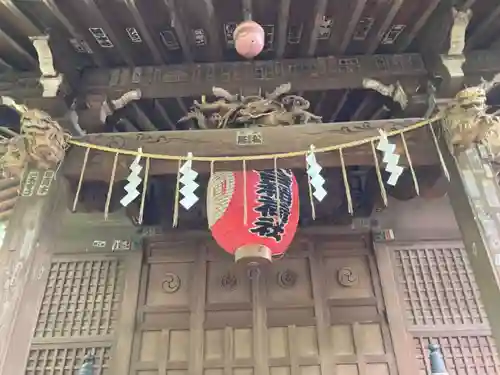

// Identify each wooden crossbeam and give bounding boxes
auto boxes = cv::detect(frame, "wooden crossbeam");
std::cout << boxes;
[62,118,439,181]
[80,53,428,100]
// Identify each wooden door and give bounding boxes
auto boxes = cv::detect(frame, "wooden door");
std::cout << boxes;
[130,233,399,375]
[7,245,142,375]
[375,240,500,375]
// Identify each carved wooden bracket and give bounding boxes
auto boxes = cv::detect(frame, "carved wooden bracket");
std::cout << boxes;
[435,8,473,96]
[29,35,63,98]
[362,78,408,109]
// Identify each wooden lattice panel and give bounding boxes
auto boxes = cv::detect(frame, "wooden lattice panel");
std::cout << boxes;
[25,346,111,375]
[34,259,125,338]
[414,336,500,375]
[394,246,487,326]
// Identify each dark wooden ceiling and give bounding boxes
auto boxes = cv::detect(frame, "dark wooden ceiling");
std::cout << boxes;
[0,0,498,134]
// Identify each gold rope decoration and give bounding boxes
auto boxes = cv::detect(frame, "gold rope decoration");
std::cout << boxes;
[138,157,150,225]
[172,159,182,227]
[400,133,420,195]
[104,153,119,220]
[67,116,441,162]
[339,149,353,214]
[72,147,90,212]
[370,141,388,207]
[243,160,248,226]
[428,121,450,181]
[273,157,281,222]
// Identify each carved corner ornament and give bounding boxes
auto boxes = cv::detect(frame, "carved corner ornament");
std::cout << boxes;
[362,78,408,109]
[29,35,64,98]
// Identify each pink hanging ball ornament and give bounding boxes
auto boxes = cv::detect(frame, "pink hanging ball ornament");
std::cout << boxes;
[234,20,265,59]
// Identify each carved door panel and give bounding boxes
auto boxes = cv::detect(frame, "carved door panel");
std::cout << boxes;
[375,240,500,375]
[131,235,399,375]
[12,250,142,375]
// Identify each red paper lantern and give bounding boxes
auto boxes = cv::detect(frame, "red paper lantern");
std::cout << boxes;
[233,20,265,59]
[207,169,299,264]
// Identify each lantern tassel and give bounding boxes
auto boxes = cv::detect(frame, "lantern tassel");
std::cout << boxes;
[370,141,388,207]
[104,153,119,220]
[172,159,182,228]
[138,157,150,225]
[400,133,420,195]
[243,160,248,226]
[72,147,90,212]
[339,148,353,215]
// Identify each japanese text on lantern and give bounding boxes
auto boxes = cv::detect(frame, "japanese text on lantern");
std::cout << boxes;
[250,170,293,242]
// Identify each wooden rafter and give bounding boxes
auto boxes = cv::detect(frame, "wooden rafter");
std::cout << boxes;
[302,0,328,56]
[121,0,164,64]
[323,0,367,121]
[0,28,36,69]
[366,0,404,54]
[163,0,193,62]
[276,0,291,58]
[466,4,500,51]
[85,0,135,65]
[62,118,438,180]
[336,0,367,54]
[395,0,441,51]
[354,0,405,121]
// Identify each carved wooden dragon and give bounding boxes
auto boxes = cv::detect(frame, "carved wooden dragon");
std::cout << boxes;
[0,96,70,178]
[178,83,322,129]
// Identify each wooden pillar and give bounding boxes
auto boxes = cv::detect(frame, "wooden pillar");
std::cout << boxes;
[440,137,500,343]
[0,168,67,374]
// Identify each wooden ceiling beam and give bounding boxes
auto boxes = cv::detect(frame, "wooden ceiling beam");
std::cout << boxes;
[395,0,441,51]
[153,100,175,130]
[163,0,194,62]
[329,90,350,122]
[116,117,139,132]
[84,0,135,66]
[0,57,12,71]
[366,0,404,54]
[38,0,107,66]
[302,0,328,56]
[353,0,405,119]
[326,0,367,122]
[0,0,41,36]
[194,0,222,61]
[121,0,164,64]
[276,0,291,58]
[466,4,500,51]
[81,53,428,101]
[62,118,438,180]
[0,28,37,69]
[336,0,367,54]
[129,103,157,131]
